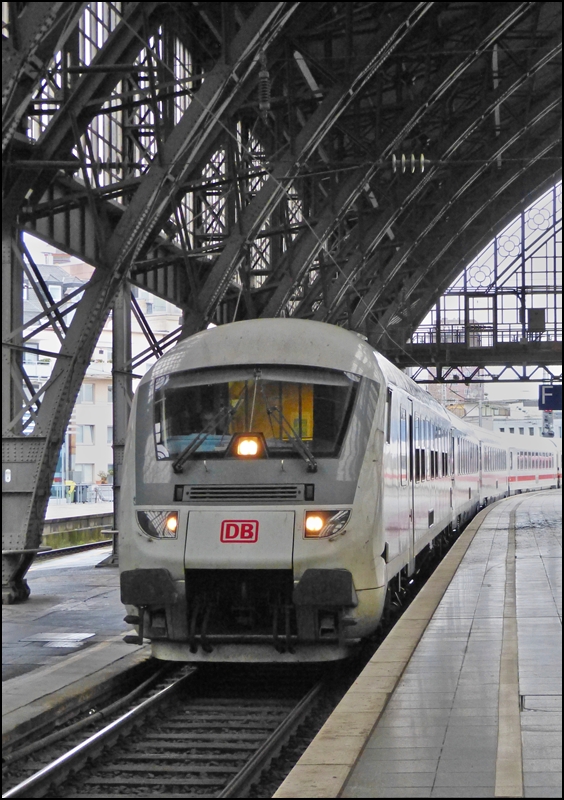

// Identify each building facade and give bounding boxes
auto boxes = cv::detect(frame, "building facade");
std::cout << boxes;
[23,246,182,499]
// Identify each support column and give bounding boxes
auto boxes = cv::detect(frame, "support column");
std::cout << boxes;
[2,225,34,603]
[112,282,132,534]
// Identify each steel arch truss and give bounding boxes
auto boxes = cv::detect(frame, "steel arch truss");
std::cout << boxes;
[2,2,562,602]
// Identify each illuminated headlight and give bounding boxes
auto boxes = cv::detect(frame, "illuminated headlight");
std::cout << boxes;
[237,437,259,456]
[229,433,267,459]
[304,510,351,539]
[137,510,179,539]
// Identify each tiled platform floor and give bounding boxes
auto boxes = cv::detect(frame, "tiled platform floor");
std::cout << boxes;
[275,490,561,799]
[2,546,148,746]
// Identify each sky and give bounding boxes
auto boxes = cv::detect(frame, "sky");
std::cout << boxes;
[23,234,555,406]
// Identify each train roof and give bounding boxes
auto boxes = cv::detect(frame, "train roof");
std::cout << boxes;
[146,319,384,384]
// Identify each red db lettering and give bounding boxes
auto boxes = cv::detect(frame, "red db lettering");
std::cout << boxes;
[240,523,255,539]
[223,522,240,540]
[220,520,259,543]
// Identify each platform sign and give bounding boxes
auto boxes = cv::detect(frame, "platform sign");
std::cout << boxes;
[538,385,562,411]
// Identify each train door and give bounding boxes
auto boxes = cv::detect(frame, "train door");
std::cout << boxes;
[479,442,483,501]
[449,430,455,515]
[407,399,416,575]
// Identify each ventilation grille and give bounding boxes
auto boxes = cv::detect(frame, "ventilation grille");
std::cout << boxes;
[182,484,302,503]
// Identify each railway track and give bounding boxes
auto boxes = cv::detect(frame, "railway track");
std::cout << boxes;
[3,666,323,799]
[34,540,113,559]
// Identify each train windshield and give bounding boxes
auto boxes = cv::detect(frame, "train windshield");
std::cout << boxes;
[153,366,359,460]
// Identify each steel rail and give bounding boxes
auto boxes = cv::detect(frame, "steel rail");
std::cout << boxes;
[3,673,323,800]
[34,540,112,559]
[217,680,324,798]
[2,668,196,799]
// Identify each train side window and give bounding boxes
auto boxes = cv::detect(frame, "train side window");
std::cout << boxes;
[430,422,436,479]
[421,419,431,481]
[385,388,392,443]
[400,407,408,485]
[414,415,421,483]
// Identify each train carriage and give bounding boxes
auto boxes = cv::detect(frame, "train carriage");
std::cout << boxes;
[118,319,560,663]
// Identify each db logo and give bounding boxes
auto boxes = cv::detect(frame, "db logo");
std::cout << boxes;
[220,520,259,543]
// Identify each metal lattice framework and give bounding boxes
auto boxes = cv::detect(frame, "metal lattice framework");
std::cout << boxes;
[2,1,562,601]
[390,181,562,381]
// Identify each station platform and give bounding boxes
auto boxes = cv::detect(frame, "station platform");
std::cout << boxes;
[44,500,114,520]
[2,546,148,747]
[275,490,562,799]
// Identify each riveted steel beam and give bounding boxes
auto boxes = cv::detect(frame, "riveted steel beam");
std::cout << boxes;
[1,1,298,602]
[2,2,86,154]
[256,1,541,320]
[183,2,435,332]
[4,2,160,226]
[368,135,561,351]
[304,30,562,325]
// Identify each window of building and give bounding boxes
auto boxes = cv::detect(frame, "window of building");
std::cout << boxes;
[23,342,39,364]
[146,302,153,314]
[529,427,534,436]
[76,425,95,444]
[519,427,524,435]
[77,383,95,403]
[74,463,94,483]
[107,385,113,403]
[107,426,113,444]
[509,427,515,434]
[499,427,505,432]
[49,284,63,302]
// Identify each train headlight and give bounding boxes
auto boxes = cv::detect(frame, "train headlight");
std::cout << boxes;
[304,510,351,538]
[228,432,268,459]
[137,510,179,539]
[237,437,259,456]
[305,515,324,533]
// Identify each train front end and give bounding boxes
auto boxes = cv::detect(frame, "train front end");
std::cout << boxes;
[119,319,387,662]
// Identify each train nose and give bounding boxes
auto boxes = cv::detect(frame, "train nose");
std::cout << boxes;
[184,511,295,569]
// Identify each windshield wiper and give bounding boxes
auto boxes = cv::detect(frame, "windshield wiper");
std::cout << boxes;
[262,392,317,473]
[172,397,244,474]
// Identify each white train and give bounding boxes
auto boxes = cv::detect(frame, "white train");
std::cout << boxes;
[119,319,561,662]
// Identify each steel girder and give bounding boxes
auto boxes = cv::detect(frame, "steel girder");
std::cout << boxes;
[269,18,560,334]
[301,31,563,327]
[2,2,299,602]
[181,2,435,333]
[2,2,562,601]
[255,1,545,320]
[349,94,561,337]
[2,2,87,154]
